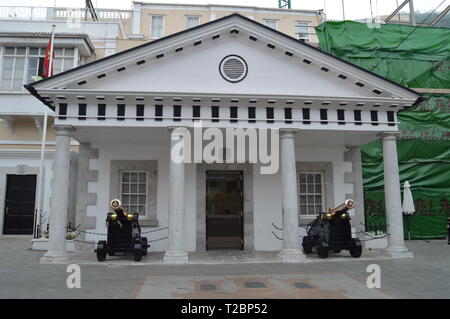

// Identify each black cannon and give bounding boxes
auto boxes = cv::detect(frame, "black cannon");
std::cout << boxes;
[302,199,362,259]
[95,199,149,262]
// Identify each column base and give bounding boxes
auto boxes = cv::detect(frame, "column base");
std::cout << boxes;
[278,249,306,263]
[384,246,414,259]
[40,250,69,264]
[163,251,189,264]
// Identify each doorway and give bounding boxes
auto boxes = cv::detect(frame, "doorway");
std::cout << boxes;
[3,175,37,235]
[206,171,243,250]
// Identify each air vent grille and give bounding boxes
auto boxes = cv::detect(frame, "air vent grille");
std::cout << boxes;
[219,55,248,83]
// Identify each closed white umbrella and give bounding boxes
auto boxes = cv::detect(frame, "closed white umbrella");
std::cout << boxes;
[402,181,415,240]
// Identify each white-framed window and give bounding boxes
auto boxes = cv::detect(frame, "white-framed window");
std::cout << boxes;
[150,15,164,39]
[264,19,278,30]
[296,21,310,41]
[186,15,200,29]
[119,171,148,216]
[0,46,75,90]
[298,172,325,217]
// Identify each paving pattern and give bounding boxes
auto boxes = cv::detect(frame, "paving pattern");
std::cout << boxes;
[134,273,392,299]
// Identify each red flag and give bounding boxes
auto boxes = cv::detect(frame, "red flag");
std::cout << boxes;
[42,37,54,78]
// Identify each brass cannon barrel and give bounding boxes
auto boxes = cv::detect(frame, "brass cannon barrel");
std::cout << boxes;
[324,199,356,219]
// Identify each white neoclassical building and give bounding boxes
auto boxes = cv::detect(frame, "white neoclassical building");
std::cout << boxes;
[26,14,421,263]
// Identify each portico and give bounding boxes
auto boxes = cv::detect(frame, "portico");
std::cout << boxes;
[26,14,421,264]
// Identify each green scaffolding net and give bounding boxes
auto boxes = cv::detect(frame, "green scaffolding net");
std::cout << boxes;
[316,21,450,239]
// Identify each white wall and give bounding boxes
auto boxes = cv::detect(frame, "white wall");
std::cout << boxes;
[85,136,197,252]
[83,137,351,252]
[253,144,353,250]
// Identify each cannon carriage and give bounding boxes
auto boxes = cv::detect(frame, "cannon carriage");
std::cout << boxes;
[302,199,362,259]
[95,199,149,262]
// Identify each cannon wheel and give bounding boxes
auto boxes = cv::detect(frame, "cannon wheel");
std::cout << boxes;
[350,239,362,258]
[134,250,143,262]
[317,244,329,259]
[302,236,313,254]
[96,241,107,262]
[141,238,148,256]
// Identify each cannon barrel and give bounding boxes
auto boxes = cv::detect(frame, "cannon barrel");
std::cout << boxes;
[329,199,356,215]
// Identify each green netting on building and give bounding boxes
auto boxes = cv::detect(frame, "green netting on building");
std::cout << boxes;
[316,21,450,239]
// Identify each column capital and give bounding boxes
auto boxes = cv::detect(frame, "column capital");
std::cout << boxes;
[280,129,298,139]
[378,131,399,141]
[53,125,75,136]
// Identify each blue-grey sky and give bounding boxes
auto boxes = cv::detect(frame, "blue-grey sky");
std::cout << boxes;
[2,0,449,21]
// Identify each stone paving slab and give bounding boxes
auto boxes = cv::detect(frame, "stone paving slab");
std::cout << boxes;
[133,273,393,299]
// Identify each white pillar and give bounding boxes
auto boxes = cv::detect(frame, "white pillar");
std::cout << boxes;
[278,130,305,262]
[163,128,188,264]
[381,132,413,258]
[41,126,74,263]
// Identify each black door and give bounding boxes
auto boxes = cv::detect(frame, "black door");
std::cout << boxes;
[206,171,243,250]
[3,175,37,235]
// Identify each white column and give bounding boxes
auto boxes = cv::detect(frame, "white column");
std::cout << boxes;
[381,132,413,258]
[163,128,188,264]
[278,130,305,262]
[41,126,74,263]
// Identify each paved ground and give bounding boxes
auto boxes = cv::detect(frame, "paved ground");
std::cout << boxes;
[0,236,449,299]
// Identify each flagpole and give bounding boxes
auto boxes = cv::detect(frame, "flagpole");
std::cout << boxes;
[35,24,55,238]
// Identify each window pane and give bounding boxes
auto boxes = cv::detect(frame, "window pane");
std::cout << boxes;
[122,172,130,182]
[4,47,15,55]
[315,205,323,213]
[26,57,39,84]
[130,172,138,182]
[138,183,146,193]
[264,19,277,29]
[299,184,306,193]
[53,58,62,74]
[16,47,26,55]
[315,195,322,204]
[130,184,138,193]
[299,174,306,183]
[138,196,146,205]
[64,48,74,56]
[138,172,146,182]
[186,16,199,28]
[122,195,129,205]
[151,15,164,38]
[54,48,63,56]
[130,195,138,205]
[122,184,129,194]
[315,174,322,183]
[1,57,14,89]
[12,58,25,90]
[307,174,314,183]
[63,58,73,71]
[29,47,40,55]
[315,184,322,193]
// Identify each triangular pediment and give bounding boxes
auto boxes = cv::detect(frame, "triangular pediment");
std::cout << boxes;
[27,14,420,105]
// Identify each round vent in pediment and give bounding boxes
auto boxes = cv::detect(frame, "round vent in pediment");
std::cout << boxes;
[219,55,248,83]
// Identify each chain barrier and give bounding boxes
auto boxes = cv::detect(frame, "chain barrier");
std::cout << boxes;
[271,221,390,242]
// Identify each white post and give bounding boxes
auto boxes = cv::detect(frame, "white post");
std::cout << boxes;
[381,132,413,258]
[35,24,55,238]
[163,128,188,264]
[278,130,305,262]
[41,126,74,263]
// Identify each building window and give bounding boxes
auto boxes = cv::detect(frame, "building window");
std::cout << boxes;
[298,172,325,217]
[264,19,278,30]
[296,21,310,41]
[120,171,148,216]
[150,15,164,39]
[0,46,75,90]
[186,16,200,29]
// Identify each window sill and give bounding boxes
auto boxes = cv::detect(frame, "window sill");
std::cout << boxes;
[139,219,159,227]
